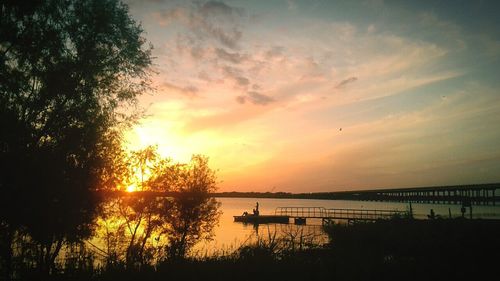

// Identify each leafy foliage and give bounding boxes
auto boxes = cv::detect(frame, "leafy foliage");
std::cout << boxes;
[0,0,152,275]
[94,147,221,267]
[157,155,221,259]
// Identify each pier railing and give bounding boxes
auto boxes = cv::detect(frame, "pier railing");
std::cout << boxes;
[275,207,326,218]
[324,208,405,220]
[275,206,407,221]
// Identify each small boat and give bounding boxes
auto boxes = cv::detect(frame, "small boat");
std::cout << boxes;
[234,202,289,224]
[233,214,290,224]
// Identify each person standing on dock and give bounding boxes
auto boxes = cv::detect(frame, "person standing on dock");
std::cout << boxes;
[428,209,435,219]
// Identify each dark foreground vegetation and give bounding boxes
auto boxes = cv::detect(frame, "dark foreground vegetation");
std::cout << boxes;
[2,218,498,281]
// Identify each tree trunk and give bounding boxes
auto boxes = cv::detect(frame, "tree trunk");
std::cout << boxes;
[0,225,13,280]
[126,217,142,267]
[49,239,63,274]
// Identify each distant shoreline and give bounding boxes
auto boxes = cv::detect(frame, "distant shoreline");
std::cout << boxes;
[212,191,338,200]
[96,190,341,200]
[97,182,500,204]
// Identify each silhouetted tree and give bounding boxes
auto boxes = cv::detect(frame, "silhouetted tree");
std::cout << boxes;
[0,0,151,276]
[91,146,163,268]
[95,194,168,268]
[94,150,221,266]
[151,155,222,260]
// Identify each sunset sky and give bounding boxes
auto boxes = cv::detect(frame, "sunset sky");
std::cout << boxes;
[122,0,500,192]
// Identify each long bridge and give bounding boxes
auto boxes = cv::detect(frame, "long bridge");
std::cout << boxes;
[288,183,500,205]
[217,183,500,205]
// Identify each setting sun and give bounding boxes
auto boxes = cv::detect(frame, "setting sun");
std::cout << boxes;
[119,153,156,193]
[124,118,196,164]
[126,184,137,193]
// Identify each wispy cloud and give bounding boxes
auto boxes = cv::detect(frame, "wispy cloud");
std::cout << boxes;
[221,65,250,87]
[214,48,247,64]
[335,77,358,89]
[153,1,245,49]
[236,91,275,106]
[161,81,199,98]
[265,46,285,59]
[199,1,244,18]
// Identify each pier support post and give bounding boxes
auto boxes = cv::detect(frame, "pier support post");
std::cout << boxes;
[294,217,306,225]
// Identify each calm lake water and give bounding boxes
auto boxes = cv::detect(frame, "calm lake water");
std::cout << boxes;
[83,196,500,263]
[193,197,500,254]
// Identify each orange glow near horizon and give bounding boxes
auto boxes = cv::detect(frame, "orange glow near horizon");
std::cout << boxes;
[121,151,157,192]
[124,120,198,164]
[122,116,279,190]
[126,184,137,193]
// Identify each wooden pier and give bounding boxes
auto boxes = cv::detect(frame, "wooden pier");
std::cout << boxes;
[275,207,407,224]
[233,214,290,224]
[234,207,408,225]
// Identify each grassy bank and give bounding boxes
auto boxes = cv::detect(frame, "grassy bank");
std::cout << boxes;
[324,218,500,280]
[11,218,500,281]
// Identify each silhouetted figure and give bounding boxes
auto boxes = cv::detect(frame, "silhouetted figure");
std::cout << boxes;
[408,202,414,219]
[428,209,435,219]
[242,211,248,216]
[253,202,260,216]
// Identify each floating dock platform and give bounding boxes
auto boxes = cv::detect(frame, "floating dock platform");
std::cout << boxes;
[233,215,290,224]
[234,207,410,225]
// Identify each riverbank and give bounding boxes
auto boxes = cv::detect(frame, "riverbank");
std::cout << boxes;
[323,218,499,280]
[14,218,499,281]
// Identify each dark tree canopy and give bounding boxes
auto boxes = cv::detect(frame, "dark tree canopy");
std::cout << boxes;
[121,148,221,261]
[157,155,221,259]
[0,0,152,273]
